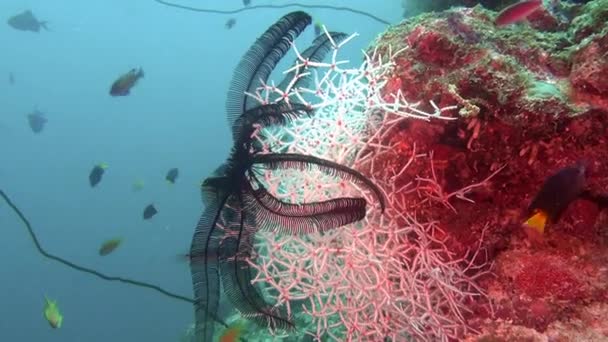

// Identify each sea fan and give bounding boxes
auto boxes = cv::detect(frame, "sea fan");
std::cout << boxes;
[189,11,384,341]
[277,31,349,92]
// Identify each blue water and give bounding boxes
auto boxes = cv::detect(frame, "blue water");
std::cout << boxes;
[0,1,400,341]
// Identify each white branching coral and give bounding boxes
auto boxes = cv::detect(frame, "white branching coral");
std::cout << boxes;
[245,26,491,341]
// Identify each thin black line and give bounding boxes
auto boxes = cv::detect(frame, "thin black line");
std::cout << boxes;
[0,189,234,328]
[152,0,392,25]
[0,189,195,302]
[1,188,233,329]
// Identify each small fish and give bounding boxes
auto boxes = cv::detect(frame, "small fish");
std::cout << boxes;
[523,162,587,235]
[225,18,236,30]
[219,321,246,342]
[43,296,63,329]
[132,179,145,192]
[7,10,48,32]
[89,163,108,187]
[99,238,122,256]
[314,20,323,36]
[242,0,251,6]
[166,168,179,184]
[8,72,15,85]
[495,0,543,26]
[27,109,47,133]
[143,204,158,220]
[109,68,144,96]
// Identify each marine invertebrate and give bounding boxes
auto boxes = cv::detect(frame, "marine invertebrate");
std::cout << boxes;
[239,14,497,342]
[335,3,608,340]
[189,11,386,341]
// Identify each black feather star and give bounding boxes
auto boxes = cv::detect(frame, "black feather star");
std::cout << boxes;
[189,11,386,341]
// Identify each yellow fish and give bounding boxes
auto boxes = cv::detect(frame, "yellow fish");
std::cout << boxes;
[43,296,63,329]
[132,179,145,192]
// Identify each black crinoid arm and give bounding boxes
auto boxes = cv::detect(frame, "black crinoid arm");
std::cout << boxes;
[189,165,231,342]
[218,193,296,331]
[226,11,312,144]
[189,11,315,340]
[189,10,387,341]
[249,152,386,213]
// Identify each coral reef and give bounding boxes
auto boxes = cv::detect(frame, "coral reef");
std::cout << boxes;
[246,26,480,341]
[374,0,608,339]
[400,0,518,19]
[194,1,608,341]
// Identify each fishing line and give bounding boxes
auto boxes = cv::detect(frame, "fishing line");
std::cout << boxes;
[0,188,229,328]
[152,0,392,25]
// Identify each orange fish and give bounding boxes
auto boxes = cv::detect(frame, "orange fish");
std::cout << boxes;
[219,322,245,342]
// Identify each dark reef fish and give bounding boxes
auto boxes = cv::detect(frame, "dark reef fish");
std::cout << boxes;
[166,168,179,184]
[143,204,158,220]
[89,163,108,187]
[225,18,236,30]
[109,68,144,96]
[189,11,385,342]
[243,0,251,6]
[523,162,587,235]
[313,20,323,36]
[27,109,47,133]
[7,10,48,32]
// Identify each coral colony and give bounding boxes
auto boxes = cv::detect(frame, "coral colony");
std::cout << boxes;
[242,25,490,341]
[189,3,608,341]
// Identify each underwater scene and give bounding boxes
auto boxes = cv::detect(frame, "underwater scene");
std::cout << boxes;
[2,0,608,341]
